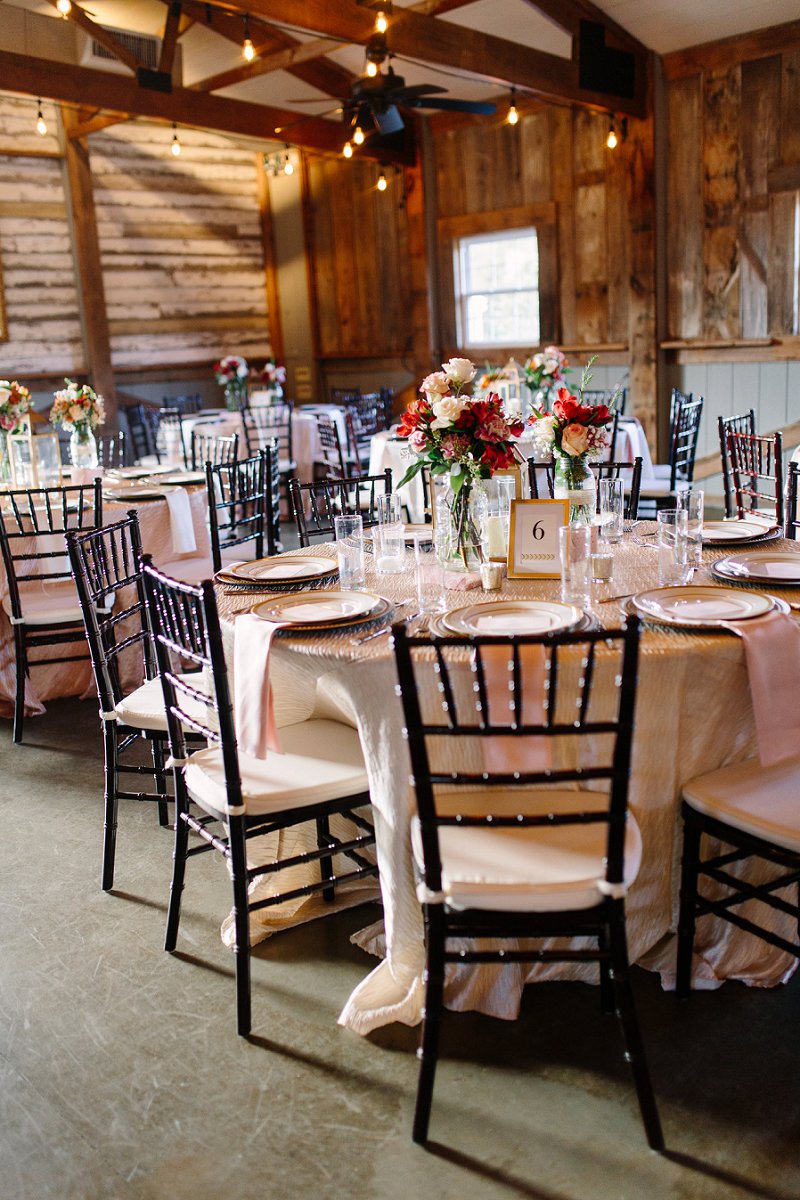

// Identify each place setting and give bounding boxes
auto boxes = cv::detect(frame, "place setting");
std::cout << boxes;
[215,553,339,593]
[621,584,793,631]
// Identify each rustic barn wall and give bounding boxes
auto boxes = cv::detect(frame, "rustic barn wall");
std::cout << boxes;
[0,95,84,382]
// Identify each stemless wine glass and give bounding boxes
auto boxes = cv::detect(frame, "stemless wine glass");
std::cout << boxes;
[334,514,365,589]
[559,525,593,607]
[377,491,403,525]
[677,488,704,566]
[413,532,446,613]
[598,478,624,544]
[657,508,690,586]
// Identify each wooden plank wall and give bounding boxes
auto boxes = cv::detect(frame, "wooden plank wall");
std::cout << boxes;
[88,121,271,369]
[0,95,84,377]
[665,37,800,344]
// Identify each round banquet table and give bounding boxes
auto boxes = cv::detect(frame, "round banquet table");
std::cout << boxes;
[0,486,211,720]
[216,531,800,1036]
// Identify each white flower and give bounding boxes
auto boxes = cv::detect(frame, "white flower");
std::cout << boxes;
[530,413,556,455]
[430,393,468,429]
[0,387,10,406]
[420,371,449,397]
[443,358,476,387]
[69,403,85,423]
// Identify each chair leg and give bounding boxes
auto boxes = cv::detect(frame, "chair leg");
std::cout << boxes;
[676,806,702,1000]
[164,799,190,952]
[317,815,336,902]
[12,626,26,744]
[598,925,615,1014]
[607,903,664,1152]
[413,905,446,1145]
[101,724,120,891]
[151,738,170,828]
[229,820,252,1037]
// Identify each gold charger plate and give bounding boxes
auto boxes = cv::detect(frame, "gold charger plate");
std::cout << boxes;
[250,589,390,630]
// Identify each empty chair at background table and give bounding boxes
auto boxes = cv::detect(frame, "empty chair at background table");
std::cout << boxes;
[190,430,238,471]
[97,431,126,470]
[315,414,349,480]
[718,410,757,518]
[206,447,280,572]
[289,470,392,547]
[726,430,784,526]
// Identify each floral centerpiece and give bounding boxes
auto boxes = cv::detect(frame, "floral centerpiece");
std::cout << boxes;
[214,355,249,411]
[397,357,525,569]
[259,358,286,397]
[0,380,32,483]
[50,378,105,470]
[523,345,570,409]
[528,358,617,524]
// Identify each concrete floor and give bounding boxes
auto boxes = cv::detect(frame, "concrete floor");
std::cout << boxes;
[2,699,799,1200]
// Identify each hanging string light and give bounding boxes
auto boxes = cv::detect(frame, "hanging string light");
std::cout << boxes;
[353,125,365,146]
[171,123,181,156]
[283,146,294,176]
[56,0,72,15]
[36,100,47,137]
[342,141,353,159]
[377,168,387,192]
[242,15,255,62]
[375,10,388,34]
[263,146,298,176]
[366,60,378,78]
[506,86,518,126]
[606,116,617,149]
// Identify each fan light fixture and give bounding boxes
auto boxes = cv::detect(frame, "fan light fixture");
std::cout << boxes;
[56,0,72,15]
[506,86,518,126]
[36,100,47,137]
[366,60,378,78]
[353,125,365,146]
[377,168,387,192]
[242,15,255,61]
[171,123,181,156]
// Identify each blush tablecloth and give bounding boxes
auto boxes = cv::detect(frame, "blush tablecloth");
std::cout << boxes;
[0,487,210,721]
[216,533,800,1035]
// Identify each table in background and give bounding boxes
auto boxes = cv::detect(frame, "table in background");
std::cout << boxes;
[217,534,800,1036]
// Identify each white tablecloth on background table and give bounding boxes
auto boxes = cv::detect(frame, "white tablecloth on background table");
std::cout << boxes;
[216,535,800,1036]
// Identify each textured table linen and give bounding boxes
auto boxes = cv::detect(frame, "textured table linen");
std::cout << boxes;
[0,488,210,720]
[217,534,800,1035]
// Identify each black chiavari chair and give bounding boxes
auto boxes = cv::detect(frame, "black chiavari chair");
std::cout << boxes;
[345,401,381,475]
[0,481,103,743]
[583,387,628,417]
[315,414,348,479]
[241,401,295,492]
[289,470,392,547]
[162,393,202,415]
[378,386,395,429]
[190,430,239,471]
[97,431,126,470]
[718,410,757,518]
[206,447,280,572]
[142,561,378,1036]
[124,403,160,464]
[527,457,642,520]
[392,618,662,1150]
[726,430,785,526]
[330,387,361,406]
[156,408,189,468]
[786,461,800,540]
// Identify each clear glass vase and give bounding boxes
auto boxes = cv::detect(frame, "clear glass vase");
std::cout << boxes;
[435,481,488,572]
[70,424,98,470]
[224,381,246,412]
[553,453,595,526]
[0,428,10,485]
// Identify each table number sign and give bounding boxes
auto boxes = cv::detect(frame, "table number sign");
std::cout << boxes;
[507,499,569,579]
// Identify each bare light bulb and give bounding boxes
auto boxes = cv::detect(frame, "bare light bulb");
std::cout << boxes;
[36,102,47,136]
[377,171,387,192]
[56,0,72,15]
[171,125,181,156]
[366,61,378,78]
[284,159,294,175]
[507,104,518,126]
[606,128,617,149]
[375,10,388,34]
[353,126,365,146]
[242,37,255,62]
[343,141,353,159]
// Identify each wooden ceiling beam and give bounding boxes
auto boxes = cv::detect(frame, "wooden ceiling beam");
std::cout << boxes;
[67,113,131,139]
[0,47,411,162]
[519,0,647,53]
[46,0,141,74]
[158,2,186,75]
[206,0,647,117]
[190,36,344,93]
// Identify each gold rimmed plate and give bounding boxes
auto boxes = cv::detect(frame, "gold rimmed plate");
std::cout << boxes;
[150,471,206,486]
[631,585,776,629]
[251,589,389,630]
[427,609,596,638]
[711,550,800,586]
[220,555,338,585]
[702,519,779,545]
[443,599,584,637]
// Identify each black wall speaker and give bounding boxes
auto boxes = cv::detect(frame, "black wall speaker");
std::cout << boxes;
[578,20,636,100]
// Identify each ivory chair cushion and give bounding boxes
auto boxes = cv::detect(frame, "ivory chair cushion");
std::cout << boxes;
[412,788,642,913]
[682,755,800,853]
[157,555,216,585]
[113,673,211,733]
[184,719,369,816]
[2,582,83,626]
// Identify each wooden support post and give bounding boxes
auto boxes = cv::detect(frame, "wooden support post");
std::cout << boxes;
[626,104,658,453]
[404,133,435,404]
[60,106,117,428]
[256,156,285,365]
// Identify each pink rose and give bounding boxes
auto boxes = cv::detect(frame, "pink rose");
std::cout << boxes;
[560,422,589,457]
[408,429,427,452]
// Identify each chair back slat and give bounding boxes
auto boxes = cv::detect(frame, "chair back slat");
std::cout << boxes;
[190,430,238,471]
[242,401,294,465]
[718,409,757,517]
[316,414,347,479]
[289,470,392,546]
[97,431,126,469]
[206,447,279,572]
[726,430,785,525]
[787,462,800,541]
[526,457,642,519]
[67,511,154,711]
[393,620,641,896]
[668,390,704,488]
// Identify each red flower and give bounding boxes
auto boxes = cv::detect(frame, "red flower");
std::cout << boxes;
[481,443,516,471]
[552,388,611,427]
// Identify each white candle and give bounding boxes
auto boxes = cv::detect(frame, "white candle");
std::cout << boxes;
[376,554,405,574]
[485,513,507,559]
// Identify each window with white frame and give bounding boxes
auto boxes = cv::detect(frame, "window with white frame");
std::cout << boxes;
[454,227,540,348]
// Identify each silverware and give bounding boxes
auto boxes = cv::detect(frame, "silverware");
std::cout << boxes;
[351,607,421,645]
[598,591,636,605]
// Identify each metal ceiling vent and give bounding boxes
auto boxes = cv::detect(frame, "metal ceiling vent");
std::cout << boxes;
[79,27,175,77]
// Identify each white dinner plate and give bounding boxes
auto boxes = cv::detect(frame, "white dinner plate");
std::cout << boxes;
[104,485,168,501]
[150,471,206,486]
[105,465,174,479]
[443,599,583,637]
[222,555,337,584]
[711,551,800,585]
[701,519,778,544]
[632,585,774,627]
[251,590,385,627]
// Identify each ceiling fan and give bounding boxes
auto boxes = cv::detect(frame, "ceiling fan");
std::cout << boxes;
[287,32,496,138]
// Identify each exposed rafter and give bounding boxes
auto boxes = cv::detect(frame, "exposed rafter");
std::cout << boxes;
[198,0,647,117]
[0,47,413,163]
[190,36,344,94]
[46,0,141,74]
[158,2,189,75]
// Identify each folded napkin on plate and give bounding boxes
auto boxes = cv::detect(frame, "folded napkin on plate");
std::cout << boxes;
[233,611,284,758]
[735,610,800,767]
[480,642,550,773]
[446,571,482,591]
[163,487,196,555]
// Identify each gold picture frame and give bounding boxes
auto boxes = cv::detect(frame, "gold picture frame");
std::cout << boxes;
[507,498,569,579]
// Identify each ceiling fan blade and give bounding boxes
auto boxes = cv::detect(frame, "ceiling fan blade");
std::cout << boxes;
[274,107,343,133]
[402,97,497,114]
[391,83,448,99]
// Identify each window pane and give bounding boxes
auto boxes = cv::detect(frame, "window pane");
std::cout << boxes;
[466,290,539,346]
[456,227,540,346]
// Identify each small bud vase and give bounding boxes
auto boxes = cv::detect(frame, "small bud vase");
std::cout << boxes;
[69,423,99,470]
[553,452,595,526]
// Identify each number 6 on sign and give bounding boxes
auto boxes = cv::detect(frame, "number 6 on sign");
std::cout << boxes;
[507,499,570,579]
